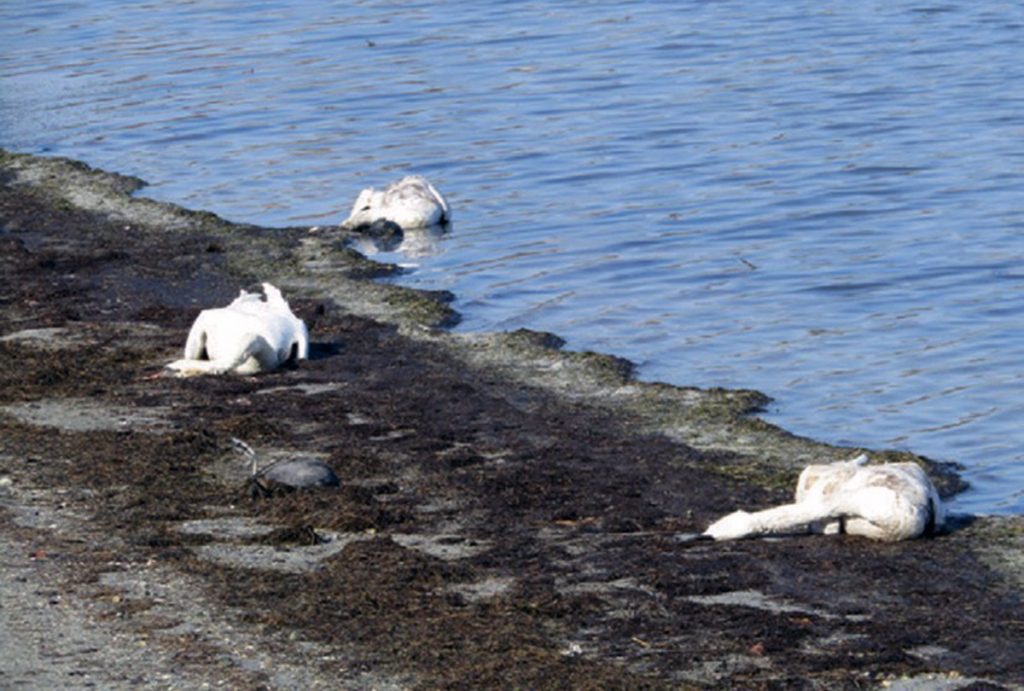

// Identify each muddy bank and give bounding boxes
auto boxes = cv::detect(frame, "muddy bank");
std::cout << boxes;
[1,149,1021,689]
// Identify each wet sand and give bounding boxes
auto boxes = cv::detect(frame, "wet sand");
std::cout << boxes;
[1,149,1022,688]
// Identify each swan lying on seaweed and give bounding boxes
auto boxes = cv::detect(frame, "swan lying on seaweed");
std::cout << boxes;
[166,283,308,376]
[704,454,945,542]
[339,175,451,231]
[231,438,339,498]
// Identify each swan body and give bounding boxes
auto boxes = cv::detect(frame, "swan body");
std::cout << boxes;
[704,455,945,542]
[340,175,450,230]
[166,283,308,376]
[259,458,340,488]
[231,438,339,497]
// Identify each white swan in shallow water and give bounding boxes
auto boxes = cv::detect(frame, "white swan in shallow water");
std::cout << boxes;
[704,454,945,542]
[166,283,308,376]
[339,175,451,230]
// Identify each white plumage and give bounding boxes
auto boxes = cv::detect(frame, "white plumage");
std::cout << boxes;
[704,454,945,542]
[166,283,308,376]
[339,175,450,230]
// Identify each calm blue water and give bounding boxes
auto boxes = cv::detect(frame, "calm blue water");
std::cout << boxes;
[2,1,1023,515]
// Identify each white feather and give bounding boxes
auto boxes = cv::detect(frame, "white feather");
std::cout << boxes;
[166,283,308,376]
[704,455,945,542]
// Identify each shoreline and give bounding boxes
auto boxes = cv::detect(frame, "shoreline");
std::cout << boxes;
[2,148,1021,688]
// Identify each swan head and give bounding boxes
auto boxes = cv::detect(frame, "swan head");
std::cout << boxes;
[340,187,383,230]
[703,510,755,541]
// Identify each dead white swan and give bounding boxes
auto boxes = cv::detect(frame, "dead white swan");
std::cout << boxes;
[166,283,308,376]
[339,175,451,230]
[704,455,945,542]
[231,438,339,498]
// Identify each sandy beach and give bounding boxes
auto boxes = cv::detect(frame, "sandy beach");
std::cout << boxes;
[1,149,1021,688]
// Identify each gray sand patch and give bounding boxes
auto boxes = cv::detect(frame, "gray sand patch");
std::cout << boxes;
[255,382,346,397]
[686,589,837,620]
[391,532,491,561]
[882,673,980,690]
[1,398,172,433]
[0,327,84,348]
[1,321,166,350]
[177,513,374,574]
[177,516,278,540]
[560,577,659,598]
[446,576,516,603]
[193,532,372,573]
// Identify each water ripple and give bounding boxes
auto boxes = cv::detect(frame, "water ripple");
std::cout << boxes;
[3,0,1024,514]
